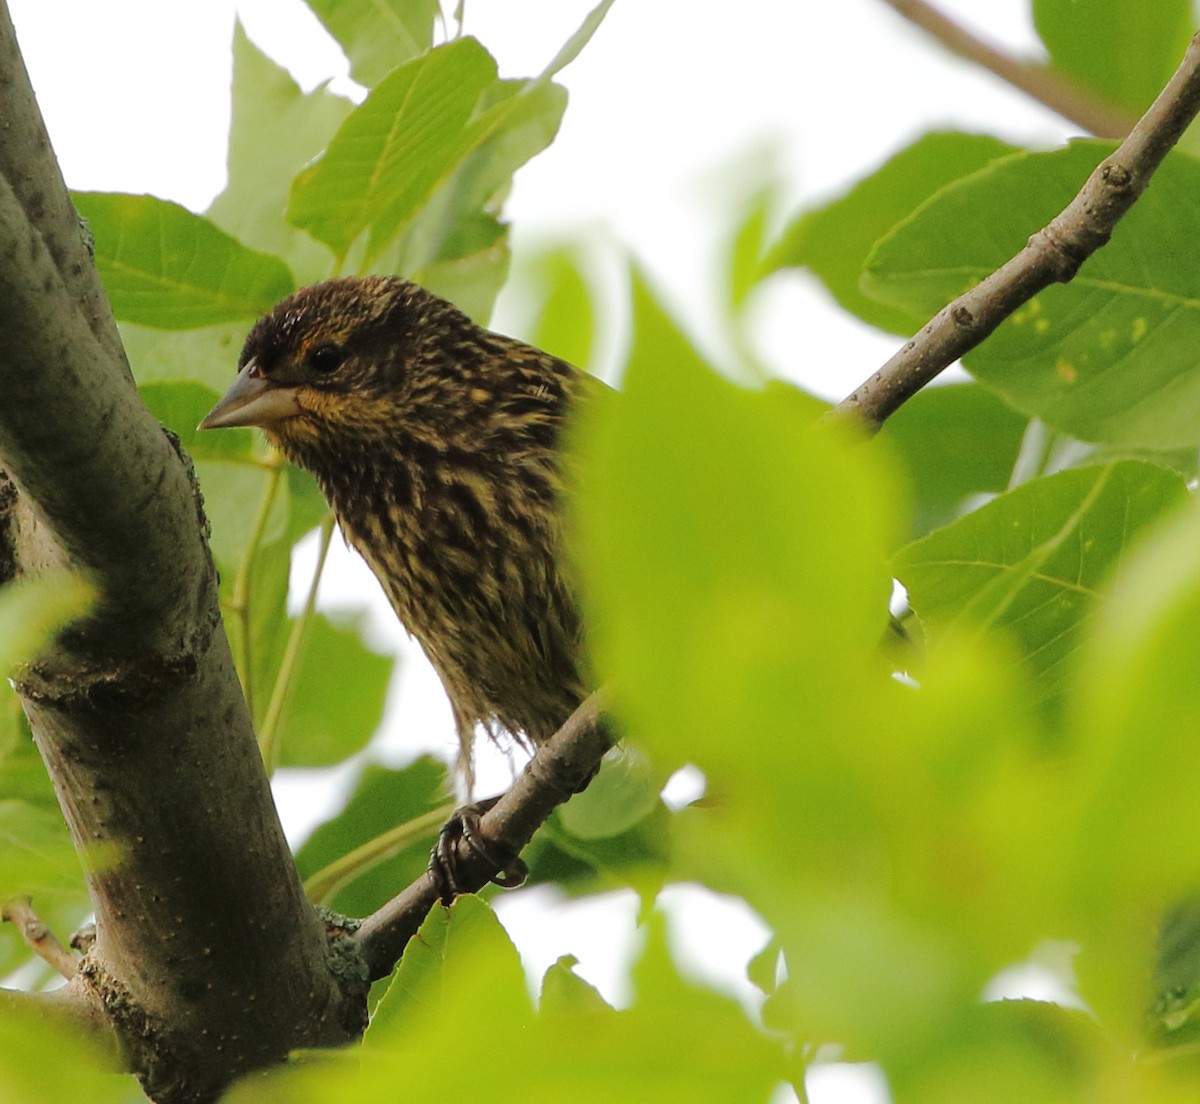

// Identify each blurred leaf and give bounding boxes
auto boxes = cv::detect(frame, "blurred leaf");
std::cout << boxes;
[294,759,449,915]
[235,905,781,1103]
[0,1007,129,1103]
[540,954,613,1015]
[767,131,1017,334]
[879,382,1028,539]
[1061,500,1200,1026]
[895,460,1187,708]
[275,612,393,768]
[864,142,1200,448]
[558,748,662,840]
[525,246,597,370]
[571,272,898,790]
[1033,0,1193,116]
[0,800,84,901]
[537,800,671,895]
[303,0,439,87]
[73,192,294,329]
[207,24,352,286]
[0,574,94,673]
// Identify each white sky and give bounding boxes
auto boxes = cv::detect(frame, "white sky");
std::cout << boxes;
[5,3,1080,1099]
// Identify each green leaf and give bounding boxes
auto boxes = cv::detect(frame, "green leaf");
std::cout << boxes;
[303,0,439,87]
[538,0,616,80]
[879,382,1028,539]
[73,192,295,329]
[540,954,613,1015]
[287,37,497,262]
[766,131,1017,334]
[0,1007,128,1102]
[863,142,1200,448]
[894,460,1187,706]
[1033,0,1193,116]
[138,380,252,459]
[207,23,352,286]
[1062,500,1200,1024]
[557,748,661,840]
[294,759,449,915]
[121,320,248,390]
[367,893,530,1043]
[570,274,899,788]
[275,612,392,769]
[522,247,596,370]
[288,37,566,269]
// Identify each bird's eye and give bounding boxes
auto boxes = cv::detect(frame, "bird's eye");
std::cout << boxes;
[307,343,344,374]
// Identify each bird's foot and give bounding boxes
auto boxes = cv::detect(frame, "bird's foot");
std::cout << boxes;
[429,794,529,906]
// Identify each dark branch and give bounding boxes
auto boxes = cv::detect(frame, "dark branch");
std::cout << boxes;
[355,690,614,981]
[833,28,1200,431]
[880,0,1138,139]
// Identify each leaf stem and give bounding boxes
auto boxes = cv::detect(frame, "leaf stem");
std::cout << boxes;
[303,803,456,904]
[228,454,285,718]
[258,513,336,774]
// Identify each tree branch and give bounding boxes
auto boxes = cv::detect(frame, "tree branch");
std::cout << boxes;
[833,28,1200,432]
[0,4,367,1098]
[879,0,1138,139]
[355,689,614,981]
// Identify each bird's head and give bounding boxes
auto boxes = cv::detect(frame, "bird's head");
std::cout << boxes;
[198,275,476,455]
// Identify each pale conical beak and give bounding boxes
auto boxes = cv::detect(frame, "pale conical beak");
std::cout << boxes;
[198,359,302,431]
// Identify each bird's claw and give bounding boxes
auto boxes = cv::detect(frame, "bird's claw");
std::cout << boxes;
[429,796,528,906]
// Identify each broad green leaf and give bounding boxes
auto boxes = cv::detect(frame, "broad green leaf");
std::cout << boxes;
[571,274,898,791]
[0,574,94,673]
[286,37,496,261]
[557,748,662,840]
[863,142,1200,448]
[879,382,1028,539]
[235,905,782,1103]
[303,0,439,87]
[275,612,392,768]
[138,380,252,460]
[73,192,294,329]
[293,759,449,915]
[121,320,248,390]
[1062,500,1200,1025]
[0,1008,128,1103]
[894,460,1187,706]
[1033,0,1193,116]
[207,23,351,286]
[767,131,1017,334]
[367,893,529,1043]
[288,37,566,269]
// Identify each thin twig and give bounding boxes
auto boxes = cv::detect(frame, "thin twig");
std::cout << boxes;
[354,689,613,981]
[833,29,1200,432]
[880,0,1137,139]
[1,897,78,979]
[303,803,456,904]
[258,513,335,773]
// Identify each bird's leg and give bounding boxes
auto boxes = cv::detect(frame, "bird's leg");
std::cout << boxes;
[429,795,529,906]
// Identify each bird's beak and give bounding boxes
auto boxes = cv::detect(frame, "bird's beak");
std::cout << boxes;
[197,359,302,431]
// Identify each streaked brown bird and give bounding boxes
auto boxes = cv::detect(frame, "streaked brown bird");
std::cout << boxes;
[199,275,595,890]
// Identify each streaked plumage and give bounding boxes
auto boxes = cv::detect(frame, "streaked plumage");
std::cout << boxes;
[200,275,591,760]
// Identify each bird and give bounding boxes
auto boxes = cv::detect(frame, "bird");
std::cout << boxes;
[199,275,595,894]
